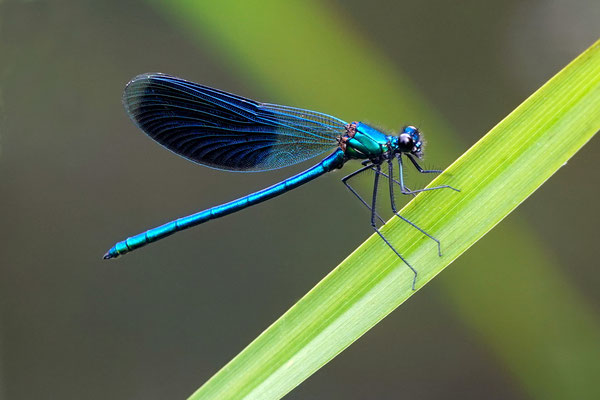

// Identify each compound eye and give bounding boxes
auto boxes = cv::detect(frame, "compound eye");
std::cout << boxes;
[404,125,417,134]
[398,133,414,151]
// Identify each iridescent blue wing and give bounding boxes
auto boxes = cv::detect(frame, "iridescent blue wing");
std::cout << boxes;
[123,73,346,172]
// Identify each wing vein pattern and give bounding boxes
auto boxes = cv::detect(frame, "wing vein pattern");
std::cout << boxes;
[123,73,346,171]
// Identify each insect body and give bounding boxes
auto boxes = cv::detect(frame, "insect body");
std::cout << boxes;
[104,73,459,289]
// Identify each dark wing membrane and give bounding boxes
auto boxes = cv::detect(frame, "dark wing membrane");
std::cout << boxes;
[123,73,346,171]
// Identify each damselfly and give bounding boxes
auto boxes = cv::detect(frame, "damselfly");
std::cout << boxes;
[104,74,459,289]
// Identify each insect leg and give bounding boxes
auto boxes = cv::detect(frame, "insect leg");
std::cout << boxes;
[398,155,460,195]
[406,153,443,173]
[371,164,418,290]
[372,168,416,198]
[342,164,385,224]
[388,159,442,257]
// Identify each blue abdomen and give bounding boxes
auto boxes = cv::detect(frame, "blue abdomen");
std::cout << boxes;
[104,149,345,259]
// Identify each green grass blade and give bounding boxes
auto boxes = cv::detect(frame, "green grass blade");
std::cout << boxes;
[146,1,600,396]
[145,0,600,396]
[182,36,599,400]
[445,228,600,399]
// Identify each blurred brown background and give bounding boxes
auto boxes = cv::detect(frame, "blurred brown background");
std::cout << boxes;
[0,1,598,399]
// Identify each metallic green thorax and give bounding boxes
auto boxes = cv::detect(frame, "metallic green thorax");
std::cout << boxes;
[343,122,392,160]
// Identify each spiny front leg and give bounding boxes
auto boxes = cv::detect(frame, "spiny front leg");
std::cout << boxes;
[406,153,443,173]
[398,154,460,195]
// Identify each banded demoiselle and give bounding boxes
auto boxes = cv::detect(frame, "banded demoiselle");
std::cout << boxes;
[104,73,459,289]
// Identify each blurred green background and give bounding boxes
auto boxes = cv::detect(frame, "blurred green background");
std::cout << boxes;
[1,1,598,399]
